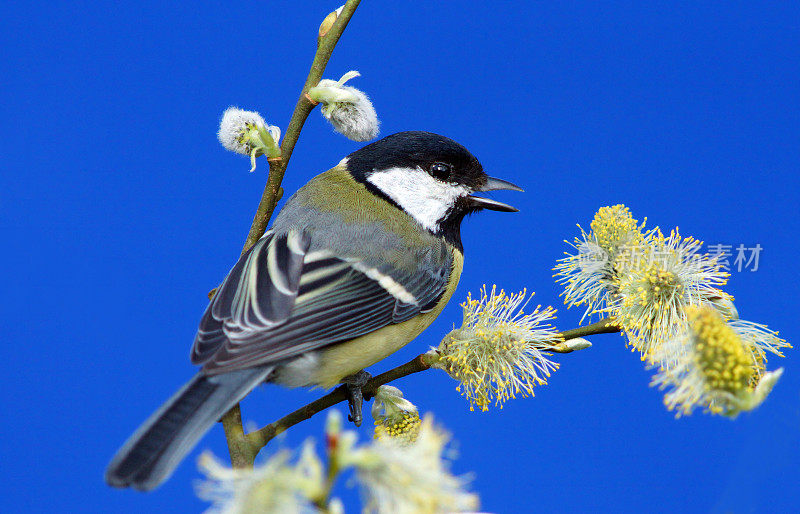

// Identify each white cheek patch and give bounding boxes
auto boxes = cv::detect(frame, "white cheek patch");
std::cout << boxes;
[366,166,470,232]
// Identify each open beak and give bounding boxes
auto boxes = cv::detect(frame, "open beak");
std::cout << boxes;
[469,176,524,212]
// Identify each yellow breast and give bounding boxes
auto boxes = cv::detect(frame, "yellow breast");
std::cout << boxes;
[312,250,464,389]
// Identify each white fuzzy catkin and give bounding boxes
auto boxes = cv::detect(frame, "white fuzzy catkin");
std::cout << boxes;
[308,71,379,142]
[217,107,281,171]
[217,107,266,155]
[323,86,378,141]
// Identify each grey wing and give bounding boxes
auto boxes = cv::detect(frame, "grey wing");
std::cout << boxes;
[191,230,452,374]
[191,230,310,364]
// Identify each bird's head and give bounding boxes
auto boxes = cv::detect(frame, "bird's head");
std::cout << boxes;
[345,131,522,244]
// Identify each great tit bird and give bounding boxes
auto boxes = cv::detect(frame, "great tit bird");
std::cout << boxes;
[105,131,522,491]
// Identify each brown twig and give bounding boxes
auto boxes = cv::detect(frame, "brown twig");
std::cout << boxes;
[247,354,436,450]
[560,317,620,340]
[219,0,362,469]
[245,318,621,455]
[240,0,362,253]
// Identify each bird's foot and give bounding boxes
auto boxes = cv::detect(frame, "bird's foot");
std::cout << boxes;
[341,370,372,427]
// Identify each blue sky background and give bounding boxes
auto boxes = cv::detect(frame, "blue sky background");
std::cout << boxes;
[2,1,799,512]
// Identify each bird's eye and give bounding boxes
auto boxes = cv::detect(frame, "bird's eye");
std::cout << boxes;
[429,162,452,180]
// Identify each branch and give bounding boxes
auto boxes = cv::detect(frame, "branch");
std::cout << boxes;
[559,317,620,341]
[219,0,362,469]
[247,353,436,450]
[241,0,362,253]
[246,318,621,454]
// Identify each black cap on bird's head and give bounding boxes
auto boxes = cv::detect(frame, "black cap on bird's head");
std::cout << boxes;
[346,131,522,246]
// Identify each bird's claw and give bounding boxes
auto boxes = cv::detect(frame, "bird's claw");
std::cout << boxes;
[341,370,372,427]
[346,386,364,426]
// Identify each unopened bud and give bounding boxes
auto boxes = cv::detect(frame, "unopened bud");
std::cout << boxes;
[318,5,345,41]
[551,337,592,353]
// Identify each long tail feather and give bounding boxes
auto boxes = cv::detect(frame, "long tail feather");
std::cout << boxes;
[105,367,271,491]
